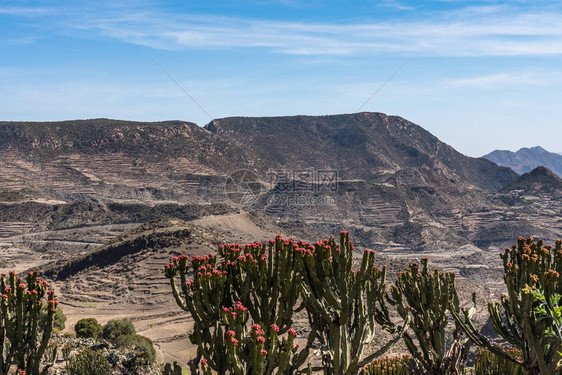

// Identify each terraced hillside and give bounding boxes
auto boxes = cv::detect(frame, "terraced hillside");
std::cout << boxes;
[0,113,559,364]
[31,216,497,364]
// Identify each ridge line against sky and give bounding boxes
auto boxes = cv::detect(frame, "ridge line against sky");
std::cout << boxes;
[1,0,561,156]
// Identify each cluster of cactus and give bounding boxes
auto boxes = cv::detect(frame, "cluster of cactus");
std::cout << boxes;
[388,258,472,375]
[453,238,562,375]
[473,347,525,375]
[220,303,301,374]
[297,231,406,374]
[166,232,405,374]
[0,271,58,375]
[165,240,308,374]
[166,233,562,375]
[360,355,411,375]
[165,253,231,372]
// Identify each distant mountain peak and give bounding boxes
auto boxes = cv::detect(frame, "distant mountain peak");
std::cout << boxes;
[482,146,562,177]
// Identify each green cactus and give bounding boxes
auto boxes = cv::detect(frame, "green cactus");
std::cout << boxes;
[165,253,231,373]
[388,258,472,375]
[360,355,412,375]
[162,361,187,375]
[297,231,408,375]
[218,238,302,335]
[42,343,58,367]
[65,349,111,375]
[0,270,58,375]
[218,237,314,369]
[452,237,562,375]
[166,238,313,374]
[473,347,526,375]
[220,305,301,375]
[166,233,409,374]
[178,299,301,375]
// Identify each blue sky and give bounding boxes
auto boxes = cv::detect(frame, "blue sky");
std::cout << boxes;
[1,0,561,156]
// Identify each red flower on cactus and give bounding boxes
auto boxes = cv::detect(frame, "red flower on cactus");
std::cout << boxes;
[256,336,265,343]
[235,301,247,311]
[226,330,235,338]
[201,358,208,365]
[288,328,297,336]
[231,312,237,319]
[271,324,280,332]
[260,349,267,355]
[231,338,239,346]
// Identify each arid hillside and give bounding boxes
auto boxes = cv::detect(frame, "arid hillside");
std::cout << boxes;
[0,112,560,364]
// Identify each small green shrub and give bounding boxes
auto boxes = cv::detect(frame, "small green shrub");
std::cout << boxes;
[115,334,156,365]
[74,318,103,339]
[474,347,526,375]
[40,305,67,331]
[102,319,136,342]
[361,355,411,374]
[65,349,111,375]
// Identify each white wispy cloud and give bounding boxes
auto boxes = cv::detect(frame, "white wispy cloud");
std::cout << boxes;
[442,71,562,89]
[71,5,562,57]
[5,2,562,57]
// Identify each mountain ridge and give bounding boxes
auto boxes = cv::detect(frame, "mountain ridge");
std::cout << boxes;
[1,113,518,191]
[482,146,562,177]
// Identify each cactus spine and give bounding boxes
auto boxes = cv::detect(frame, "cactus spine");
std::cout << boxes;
[297,231,406,375]
[0,271,57,375]
[452,237,562,375]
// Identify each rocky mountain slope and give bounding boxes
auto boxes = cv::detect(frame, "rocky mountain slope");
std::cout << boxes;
[206,113,518,191]
[482,146,562,177]
[1,112,559,365]
[1,112,558,254]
